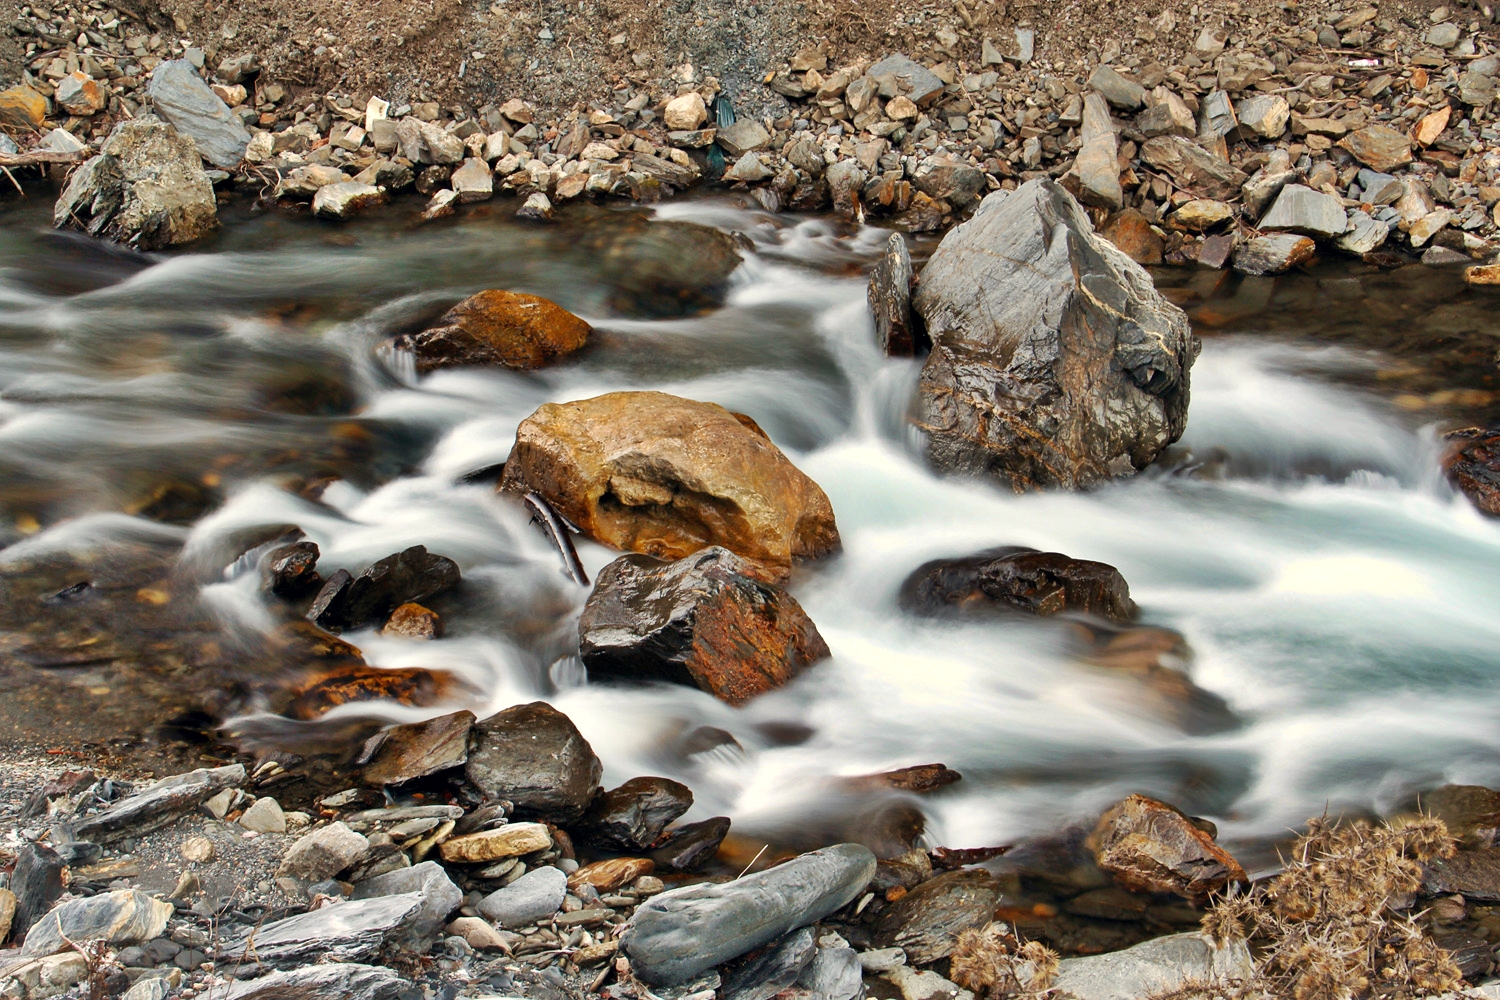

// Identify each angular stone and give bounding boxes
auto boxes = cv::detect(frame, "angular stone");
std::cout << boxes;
[867,55,945,106]
[1234,93,1288,139]
[308,545,460,631]
[650,816,733,872]
[826,159,867,217]
[723,927,816,1000]
[146,59,251,168]
[1339,125,1412,172]
[1102,209,1164,266]
[362,710,473,786]
[465,703,601,823]
[1241,157,1295,217]
[277,821,369,881]
[0,953,87,999]
[1335,210,1391,254]
[1357,169,1403,205]
[914,155,985,209]
[1092,794,1246,899]
[439,822,552,863]
[1443,428,1500,516]
[716,119,771,157]
[577,777,693,851]
[9,844,65,940]
[0,85,46,129]
[500,391,840,571]
[799,943,864,1000]
[1416,105,1452,147]
[451,157,493,202]
[382,602,442,639]
[54,118,218,250]
[1170,199,1234,232]
[869,232,926,356]
[1459,72,1497,108]
[1067,109,1123,211]
[223,893,424,967]
[621,843,877,984]
[885,95,919,121]
[1197,91,1237,140]
[55,72,105,116]
[312,181,385,220]
[876,868,1000,964]
[664,93,708,131]
[1088,65,1144,110]
[21,890,172,957]
[1259,184,1348,239]
[901,546,1135,621]
[579,548,830,705]
[1232,233,1315,275]
[1051,932,1253,1000]
[1139,136,1247,201]
[394,289,591,374]
[239,796,286,833]
[73,764,245,845]
[912,179,1198,490]
[722,152,773,183]
[477,865,567,928]
[278,163,347,199]
[350,861,461,950]
[569,857,655,893]
[0,887,14,944]
[1465,264,1500,287]
[221,963,408,1000]
[1410,209,1452,249]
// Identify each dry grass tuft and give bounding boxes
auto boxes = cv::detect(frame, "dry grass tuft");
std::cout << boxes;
[1202,815,1464,1000]
[949,921,1059,999]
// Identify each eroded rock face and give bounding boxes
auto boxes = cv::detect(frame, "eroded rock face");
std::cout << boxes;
[307,545,460,632]
[901,546,1137,622]
[1091,794,1246,899]
[54,118,218,249]
[874,868,1001,964]
[392,289,592,373]
[911,179,1198,491]
[1443,427,1500,517]
[579,547,831,705]
[464,702,602,823]
[500,392,840,572]
[577,776,694,851]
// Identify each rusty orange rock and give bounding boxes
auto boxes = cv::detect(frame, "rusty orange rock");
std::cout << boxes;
[395,289,591,372]
[286,663,460,720]
[567,857,654,893]
[500,391,839,572]
[0,85,46,129]
[1091,794,1246,899]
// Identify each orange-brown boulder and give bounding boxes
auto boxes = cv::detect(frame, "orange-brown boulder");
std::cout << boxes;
[0,85,46,129]
[394,289,591,373]
[500,391,840,572]
[1091,794,1246,899]
[568,857,654,893]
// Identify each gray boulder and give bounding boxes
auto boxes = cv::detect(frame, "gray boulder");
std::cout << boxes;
[54,118,219,250]
[71,764,244,845]
[350,861,461,951]
[1050,931,1253,1000]
[222,963,407,1000]
[911,178,1198,491]
[222,893,425,967]
[477,865,567,928]
[1259,183,1348,239]
[621,843,877,985]
[146,59,251,168]
[21,890,172,957]
[866,54,944,106]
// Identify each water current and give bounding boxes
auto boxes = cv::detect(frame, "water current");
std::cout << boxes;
[3,192,1499,868]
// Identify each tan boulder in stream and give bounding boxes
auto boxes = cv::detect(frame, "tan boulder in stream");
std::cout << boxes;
[394,289,592,373]
[500,391,840,571]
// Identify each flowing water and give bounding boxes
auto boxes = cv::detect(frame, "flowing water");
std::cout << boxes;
[3,192,1500,869]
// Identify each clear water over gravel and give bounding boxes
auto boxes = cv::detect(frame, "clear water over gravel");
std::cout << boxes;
[3,193,1499,863]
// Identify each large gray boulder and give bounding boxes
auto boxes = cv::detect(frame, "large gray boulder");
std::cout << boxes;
[911,179,1198,490]
[54,118,219,249]
[349,861,461,951]
[221,894,425,967]
[146,59,250,168]
[620,843,876,985]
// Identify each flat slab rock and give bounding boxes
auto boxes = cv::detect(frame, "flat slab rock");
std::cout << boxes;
[622,843,877,984]
[21,889,172,957]
[1050,931,1253,1000]
[72,764,245,845]
[223,893,425,967]
[221,962,408,1000]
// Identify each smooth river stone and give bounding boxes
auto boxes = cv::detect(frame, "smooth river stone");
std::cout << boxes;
[620,843,877,984]
[477,865,568,928]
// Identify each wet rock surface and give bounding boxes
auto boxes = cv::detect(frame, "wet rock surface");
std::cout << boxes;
[577,776,694,851]
[392,289,593,373]
[1444,428,1500,517]
[901,547,1137,622]
[579,547,831,705]
[868,232,926,357]
[361,710,474,786]
[464,702,602,823]
[307,545,460,632]
[875,868,1001,964]
[1091,794,1247,899]
[500,391,840,572]
[912,180,1198,491]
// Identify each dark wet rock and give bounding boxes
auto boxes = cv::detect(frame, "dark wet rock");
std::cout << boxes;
[578,776,694,851]
[54,118,218,249]
[1443,428,1500,517]
[392,289,592,374]
[21,889,172,957]
[872,849,933,894]
[73,764,246,845]
[579,547,831,705]
[146,59,251,167]
[868,232,927,357]
[875,868,1001,964]
[846,764,962,794]
[901,547,1136,622]
[477,865,568,928]
[1423,784,1500,844]
[594,220,743,317]
[223,893,425,967]
[307,545,460,632]
[722,926,817,1000]
[501,392,840,573]
[989,827,1112,894]
[464,701,602,823]
[1091,794,1246,899]
[1423,847,1500,901]
[277,821,370,881]
[1050,931,1253,1000]
[622,843,877,984]
[221,962,408,1000]
[262,540,321,598]
[349,861,461,950]
[650,816,733,872]
[9,844,66,940]
[1071,623,1237,735]
[1231,234,1316,276]
[362,710,474,786]
[912,179,1197,491]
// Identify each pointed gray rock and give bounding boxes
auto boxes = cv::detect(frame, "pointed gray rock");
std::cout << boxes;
[147,59,251,167]
[1259,183,1348,239]
[350,861,461,950]
[223,893,425,967]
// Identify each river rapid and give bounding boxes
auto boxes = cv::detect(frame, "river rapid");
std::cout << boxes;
[2,192,1499,869]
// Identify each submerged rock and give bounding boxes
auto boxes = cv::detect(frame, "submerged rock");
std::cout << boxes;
[901,546,1136,622]
[911,179,1198,491]
[875,868,1001,964]
[464,702,602,823]
[54,118,218,249]
[307,545,460,632]
[392,289,592,373]
[500,392,840,572]
[146,59,251,168]
[579,547,831,705]
[1443,428,1500,517]
[594,219,743,317]
[577,776,694,851]
[21,890,172,957]
[1091,794,1246,899]
[868,232,927,357]
[1050,931,1253,1000]
[621,843,877,984]
[221,963,408,1000]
